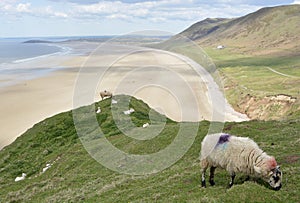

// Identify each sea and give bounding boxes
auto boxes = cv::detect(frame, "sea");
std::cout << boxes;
[0,35,170,87]
[0,37,75,88]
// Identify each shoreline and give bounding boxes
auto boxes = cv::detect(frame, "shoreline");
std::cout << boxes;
[0,40,100,89]
[0,42,248,150]
[0,41,96,150]
[0,44,69,88]
[12,43,72,64]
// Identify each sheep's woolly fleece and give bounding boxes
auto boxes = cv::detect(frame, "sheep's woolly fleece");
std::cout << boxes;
[200,133,221,160]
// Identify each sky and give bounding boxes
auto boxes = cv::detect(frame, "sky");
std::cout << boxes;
[0,0,299,37]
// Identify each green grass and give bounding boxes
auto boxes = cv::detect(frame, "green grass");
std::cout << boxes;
[177,5,300,57]
[0,95,299,202]
[153,40,300,119]
[206,48,300,72]
[221,66,300,96]
[153,5,300,120]
[201,47,300,119]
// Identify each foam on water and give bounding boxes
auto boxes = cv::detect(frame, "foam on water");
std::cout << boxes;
[0,39,73,88]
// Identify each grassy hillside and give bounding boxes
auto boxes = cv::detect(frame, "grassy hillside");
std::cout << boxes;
[151,39,300,120]
[204,48,300,120]
[177,18,231,42]
[0,95,299,202]
[180,5,300,56]
[156,5,300,120]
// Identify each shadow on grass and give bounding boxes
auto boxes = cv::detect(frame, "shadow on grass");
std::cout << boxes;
[208,174,275,191]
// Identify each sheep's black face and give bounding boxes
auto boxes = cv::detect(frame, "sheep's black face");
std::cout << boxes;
[268,166,282,190]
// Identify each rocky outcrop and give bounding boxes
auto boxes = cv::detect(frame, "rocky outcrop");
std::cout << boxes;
[237,94,298,120]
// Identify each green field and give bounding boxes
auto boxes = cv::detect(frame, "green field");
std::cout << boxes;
[0,96,299,202]
[205,47,300,96]
[202,47,300,120]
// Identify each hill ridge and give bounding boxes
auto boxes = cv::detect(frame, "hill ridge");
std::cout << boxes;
[178,4,300,56]
[0,95,299,202]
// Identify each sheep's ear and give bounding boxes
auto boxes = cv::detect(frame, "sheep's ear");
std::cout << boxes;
[254,166,262,174]
[276,165,282,173]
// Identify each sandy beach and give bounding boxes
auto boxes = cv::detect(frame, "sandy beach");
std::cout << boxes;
[0,58,80,149]
[0,42,248,150]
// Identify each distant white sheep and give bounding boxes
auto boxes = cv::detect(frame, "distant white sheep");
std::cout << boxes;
[15,173,26,182]
[200,133,282,190]
[42,163,52,173]
[112,99,118,104]
[123,108,135,115]
[142,123,149,128]
[96,107,101,114]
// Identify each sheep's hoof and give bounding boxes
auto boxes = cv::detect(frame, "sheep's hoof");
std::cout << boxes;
[209,180,215,186]
[201,181,206,188]
[227,183,234,189]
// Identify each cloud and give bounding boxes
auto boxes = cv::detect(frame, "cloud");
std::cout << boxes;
[48,0,294,6]
[0,2,32,14]
[42,6,69,18]
[0,0,17,4]
[72,1,153,21]
[16,3,31,12]
[49,0,100,4]
[5,0,291,37]
[54,12,68,18]
[70,0,261,23]
[0,1,69,19]
[3,4,13,11]
[0,0,267,23]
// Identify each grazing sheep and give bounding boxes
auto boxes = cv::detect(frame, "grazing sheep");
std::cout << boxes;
[96,107,101,114]
[15,173,26,182]
[200,133,282,190]
[142,123,149,128]
[112,99,118,104]
[42,163,52,173]
[123,108,135,115]
[100,90,112,100]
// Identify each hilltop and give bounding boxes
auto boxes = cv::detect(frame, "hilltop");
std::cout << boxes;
[157,5,300,120]
[0,95,299,202]
[179,4,300,56]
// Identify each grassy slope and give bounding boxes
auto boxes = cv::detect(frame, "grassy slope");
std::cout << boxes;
[203,47,300,120]
[152,5,300,120]
[180,5,300,56]
[170,5,300,120]
[0,95,299,202]
[177,18,232,41]
[152,38,300,120]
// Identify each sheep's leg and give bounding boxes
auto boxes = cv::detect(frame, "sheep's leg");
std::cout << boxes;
[228,173,236,188]
[200,160,209,187]
[201,168,207,187]
[245,175,250,181]
[209,166,216,186]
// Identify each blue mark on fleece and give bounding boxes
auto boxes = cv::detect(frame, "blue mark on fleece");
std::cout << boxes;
[218,134,231,144]
[217,134,231,150]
